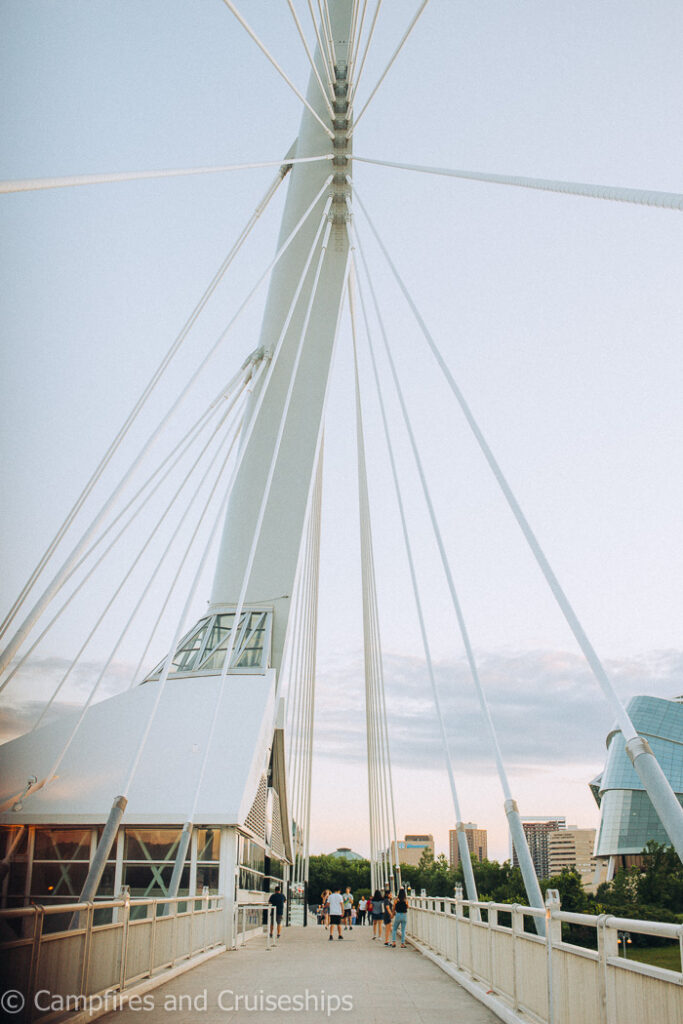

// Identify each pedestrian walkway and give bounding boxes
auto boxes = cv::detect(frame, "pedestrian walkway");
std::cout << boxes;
[103,924,500,1024]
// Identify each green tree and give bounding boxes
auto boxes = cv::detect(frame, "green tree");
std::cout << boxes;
[542,869,588,913]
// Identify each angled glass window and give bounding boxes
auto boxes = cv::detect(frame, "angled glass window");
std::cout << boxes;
[143,608,272,681]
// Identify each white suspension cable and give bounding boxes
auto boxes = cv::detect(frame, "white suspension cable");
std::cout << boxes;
[286,0,336,113]
[353,186,639,739]
[306,0,336,95]
[63,199,327,808]
[348,0,367,79]
[220,1,335,140]
[350,0,430,133]
[125,362,269,691]
[348,0,361,72]
[353,156,683,211]
[28,402,247,802]
[0,394,227,697]
[355,286,394,890]
[187,207,334,823]
[317,0,338,74]
[0,176,332,678]
[32,390,248,734]
[351,222,514,800]
[290,509,315,878]
[302,448,323,885]
[349,237,479,900]
[348,0,382,108]
[30,387,248,733]
[118,422,248,801]
[0,158,288,643]
[353,186,683,864]
[0,155,332,195]
[86,395,252,706]
[354,282,401,887]
[292,515,315,885]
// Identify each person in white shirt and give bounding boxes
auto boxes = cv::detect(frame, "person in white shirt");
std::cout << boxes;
[327,887,345,940]
[357,896,367,926]
[342,886,354,930]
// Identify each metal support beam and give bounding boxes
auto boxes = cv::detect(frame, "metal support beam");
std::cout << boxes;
[166,821,193,903]
[71,795,127,928]
[627,736,683,862]
[456,822,480,907]
[505,798,545,937]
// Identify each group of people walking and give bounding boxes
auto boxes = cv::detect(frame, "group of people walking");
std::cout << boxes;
[318,885,409,948]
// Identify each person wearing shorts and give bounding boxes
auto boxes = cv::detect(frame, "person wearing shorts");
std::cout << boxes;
[342,886,354,930]
[321,889,330,928]
[370,888,384,940]
[327,887,344,940]
[268,886,286,939]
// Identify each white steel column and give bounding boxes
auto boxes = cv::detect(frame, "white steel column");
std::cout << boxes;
[210,1,353,674]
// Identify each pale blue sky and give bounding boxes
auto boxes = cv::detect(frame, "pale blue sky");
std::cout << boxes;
[1,1,682,859]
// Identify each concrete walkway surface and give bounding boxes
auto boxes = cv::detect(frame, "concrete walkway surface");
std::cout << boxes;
[103,923,500,1023]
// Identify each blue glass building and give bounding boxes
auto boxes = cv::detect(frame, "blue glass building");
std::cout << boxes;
[592,695,683,874]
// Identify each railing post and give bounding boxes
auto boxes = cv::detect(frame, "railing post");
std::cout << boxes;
[454,892,461,969]
[511,904,522,1012]
[79,902,96,998]
[267,905,274,950]
[545,889,561,1024]
[119,890,131,991]
[487,902,496,988]
[202,887,209,953]
[597,914,618,1024]
[170,898,178,967]
[26,905,44,1024]
[149,896,157,978]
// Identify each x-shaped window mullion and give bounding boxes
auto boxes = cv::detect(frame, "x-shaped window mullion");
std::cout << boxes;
[131,833,182,898]
[197,612,245,670]
[230,612,254,666]
[45,833,89,895]
[234,612,267,666]
[52,862,78,895]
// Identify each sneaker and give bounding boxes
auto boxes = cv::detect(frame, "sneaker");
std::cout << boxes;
[338,935,343,940]
[329,935,333,941]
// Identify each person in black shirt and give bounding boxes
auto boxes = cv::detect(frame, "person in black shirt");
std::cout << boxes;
[382,888,394,945]
[269,886,287,939]
[390,888,409,947]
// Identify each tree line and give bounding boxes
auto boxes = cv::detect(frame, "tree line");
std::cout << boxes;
[307,841,683,948]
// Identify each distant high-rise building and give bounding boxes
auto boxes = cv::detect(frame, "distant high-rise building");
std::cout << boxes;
[392,834,434,867]
[512,817,566,879]
[449,823,488,869]
[548,827,597,889]
[591,695,683,884]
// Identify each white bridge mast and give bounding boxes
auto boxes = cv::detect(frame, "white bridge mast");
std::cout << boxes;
[210,1,353,675]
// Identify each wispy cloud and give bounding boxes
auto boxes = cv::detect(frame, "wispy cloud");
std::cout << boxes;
[313,648,683,773]
[0,656,133,743]
[3,648,681,782]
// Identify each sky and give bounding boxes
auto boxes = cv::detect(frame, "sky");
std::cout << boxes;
[1,1,682,863]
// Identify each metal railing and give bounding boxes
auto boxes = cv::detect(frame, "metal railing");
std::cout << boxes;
[408,895,683,1024]
[0,892,224,1022]
[233,902,276,950]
